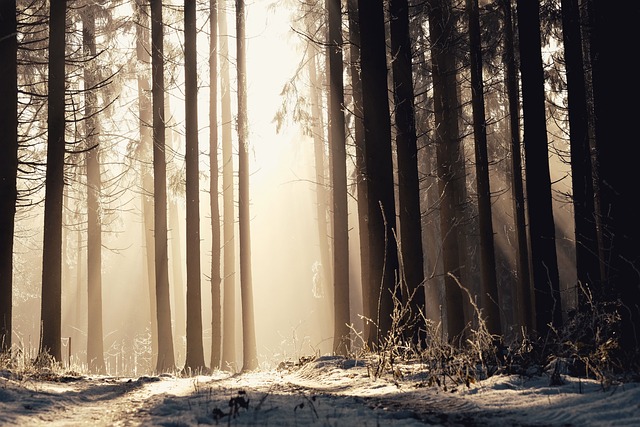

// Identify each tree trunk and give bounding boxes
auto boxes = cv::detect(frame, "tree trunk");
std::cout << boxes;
[588,0,640,353]
[357,0,399,345]
[183,0,206,373]
[151,0,176,372]
[501,0,532,332]
[0,0,17,353]
[466,0,501,336]
[40,0,67,362]
[516,0,562,337]
[327,0,350,356]
[389,0,427,345]
[236,0,258,372]
[347,0,372,347]
[219,0,236,371]
[428,0,465,342]
[559,0,600,307]
[82,5,106,374]
[209,0,222,371]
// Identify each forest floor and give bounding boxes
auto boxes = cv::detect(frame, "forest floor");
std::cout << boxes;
[1,355,640,426]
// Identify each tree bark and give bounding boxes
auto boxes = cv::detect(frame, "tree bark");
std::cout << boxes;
[40,0,67,362]
[236,0,258,371]
[357,0,399,345]
[327,0,350,356]
[516,0,562,337]
[0,0,17,353]
[151,0,176,372]
[466,0,501,336]
[82,4,106,374]
[183,0,207,373]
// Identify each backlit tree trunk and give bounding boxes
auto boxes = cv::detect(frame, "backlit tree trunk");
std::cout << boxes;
[151,0,176,372]
[236,0,258,371]
[183,0,207,374]
[82,4,106,374]
[0,0,17,353]
[327,0,350,355]
[209,0,222,371]
[40,0,67,362]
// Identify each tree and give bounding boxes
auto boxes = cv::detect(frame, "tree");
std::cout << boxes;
[357,0,399,344]
[236,0,258,371]
[588,0,640,353]
[209,0,223,371]
[40,0,67,362]
[559,0,599,307]
[183,0,207,373]
[135,0,159,366]
[427,0,466,341]
[0,0,18,353]
[516,0,562,337]
[500,0,532,331]
[466,0,501,335]
[151,0,176,372]
[346,0,372,346]
[326,0,350,355]
[389,0,427,344]
[219,0,236,370]
[82,3,106,374]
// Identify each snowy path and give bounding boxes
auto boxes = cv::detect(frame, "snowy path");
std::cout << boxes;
[2,356,640,426]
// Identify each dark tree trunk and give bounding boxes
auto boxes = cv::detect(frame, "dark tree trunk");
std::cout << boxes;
[40,0,67,362]
[588,1,640,353]
[183,0,206,373]
[427,0,465,342]
[560,0,599,306]
[466,0,501,335]
[389,0,427,345]
[327,0,350,356]
[516,0,562,337]
[501,0,532,332]
[357,0,399,344]
[0,0,17,353]
[151,0,176,372]
[236,0,258,371]
[209,0,222,371]
[82,5,106,374]
[347,0,371,347]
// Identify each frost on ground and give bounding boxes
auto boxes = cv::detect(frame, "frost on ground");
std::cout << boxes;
[1,356,639,426]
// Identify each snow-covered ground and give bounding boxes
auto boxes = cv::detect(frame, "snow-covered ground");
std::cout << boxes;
[1,356,639,426]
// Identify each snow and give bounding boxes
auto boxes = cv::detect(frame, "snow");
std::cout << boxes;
[1,356,639,426]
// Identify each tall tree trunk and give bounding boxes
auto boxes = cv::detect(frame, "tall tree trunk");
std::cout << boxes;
[308,45,332,346]
[347,0,372,347]
[183,0,206,373]
[389,0,427,344]
[151,0,176,372]
[559,0,599,307]
[357,0,399,345]
[219,0,236,370]
[40,0,67,362]
[82,5,106,374]
[236,0,258,371]
[516,0,562,338]
[428,0,465,342]
[588,0,640,353]
[209,0,222,371]
[0,0,17,353]
[326,0,350,356]
[501,0,532,332]
[466,0,501,335]
[135,0,158,368]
